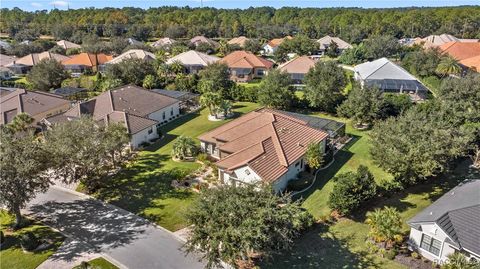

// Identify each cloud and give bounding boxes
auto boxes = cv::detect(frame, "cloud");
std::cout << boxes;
[50,1,69,7]
[31,2,43,7]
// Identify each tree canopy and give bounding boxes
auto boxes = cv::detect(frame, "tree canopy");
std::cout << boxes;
[337,85,383,127]
[257,69,295,109]
[26,58,70,91]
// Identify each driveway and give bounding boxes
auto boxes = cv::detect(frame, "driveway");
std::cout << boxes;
[25,186,205,269]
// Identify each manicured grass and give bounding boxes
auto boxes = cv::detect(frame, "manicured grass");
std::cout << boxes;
[73,257,119,269]
[95,102,260,231]
[0,211,65,269]
[238,80,262,88]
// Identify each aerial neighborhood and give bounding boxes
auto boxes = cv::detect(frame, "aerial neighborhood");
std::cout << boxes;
[0,3,479,269]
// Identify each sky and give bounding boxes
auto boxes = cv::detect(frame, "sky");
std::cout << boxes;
[1,0,479,11]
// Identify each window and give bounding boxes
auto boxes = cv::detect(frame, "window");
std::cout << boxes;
[162,111,166,120]
[295,161,300,167]
[420,234,441,256]
[300,159,304,169]
[170,107,174,116]
[148,128,153,134]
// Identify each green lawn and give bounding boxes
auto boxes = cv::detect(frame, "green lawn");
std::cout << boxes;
[95,102,260,231]
[0,211,65,269]
[73,257,119,269]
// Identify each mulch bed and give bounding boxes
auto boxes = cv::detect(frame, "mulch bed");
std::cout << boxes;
[394,253,437,269]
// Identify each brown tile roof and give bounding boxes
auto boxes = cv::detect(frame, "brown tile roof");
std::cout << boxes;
[267,36,293,48]
[201,108,328,182]
[459,55,480,72]
[55,85,179,134]
[62,53,113,67]
[278,56,317,74]
[8,52,70,67]
[220,51,273,69]
[0,89,70,125]
[439,41,480,61]
[190,36,219,47]
[227,36,250,47]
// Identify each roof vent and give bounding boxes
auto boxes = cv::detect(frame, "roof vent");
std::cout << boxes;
[451,191,455,195]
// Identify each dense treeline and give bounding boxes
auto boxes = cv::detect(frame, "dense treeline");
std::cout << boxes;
[1,6,480,42]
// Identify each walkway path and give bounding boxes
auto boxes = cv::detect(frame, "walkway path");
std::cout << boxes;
[25,186,205,269]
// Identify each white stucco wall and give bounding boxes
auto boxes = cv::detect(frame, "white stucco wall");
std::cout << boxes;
[131,124,158,149]
[147,102,180,123]
[408,223,457,264]
[263,44,276,55]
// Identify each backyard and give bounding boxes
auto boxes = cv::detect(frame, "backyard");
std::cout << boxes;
[95,102,260,231]
[0,211,65,269]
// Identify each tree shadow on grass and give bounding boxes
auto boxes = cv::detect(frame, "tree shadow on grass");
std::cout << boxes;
[27,198,150,262]
[259,223,379,269]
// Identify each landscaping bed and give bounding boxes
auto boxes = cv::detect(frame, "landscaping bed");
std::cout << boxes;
[72,257,119,269]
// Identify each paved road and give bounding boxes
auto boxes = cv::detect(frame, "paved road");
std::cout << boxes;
[25,186,205,269]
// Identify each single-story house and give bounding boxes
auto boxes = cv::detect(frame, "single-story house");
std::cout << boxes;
[6,51,70,74]
[353,57,429,101]
[220,50,273,82]
[45,85,181,149]
[151,89,199,111]
[262,36,292,55]
[414,34,479,49]
[407,179,480,264]
[0,54,16,67]
[438,41,480,72]
[190,36,219,48]
[106,49,156,65]
[198,108,333,192]
[56,40,82,50]
[1,88,71,127]
[278,56,317,84]
[166,50,220,74]
[151,37,176,48]
[62,53,113,76]
[227,36,250,48]
[316,35,353,55]
[51,87,87,99]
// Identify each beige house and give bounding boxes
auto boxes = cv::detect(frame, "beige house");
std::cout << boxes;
[227,36,250,47]
[106,49,156,65]
[278,56,317,84]
[316,35,353,55]
[56,40,82,50]
[166,50,220,74]
[198,108,330,192]
[220,51,273,82]
[0,88,71,127]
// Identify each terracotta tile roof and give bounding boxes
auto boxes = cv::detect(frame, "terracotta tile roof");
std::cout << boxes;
[278,56,317,74]
[220,51,273,69]
[459,55,480,72]
[62,53,113,67]
[439,41,480,61]
[267,36,293,48]
[7,52,70,67]
[0,89,70,125]
[227,36,249,47]
[202,108,328,182]
[55,85,179,134]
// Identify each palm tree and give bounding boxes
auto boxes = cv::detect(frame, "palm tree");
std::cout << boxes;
[200,91,222,118]
[172,135,198,160]
[365,206,402,247]
[219,100,232,117]
[169,60,185,75]
[218,40,229,56]
[443,252,479,269]
[436,56,462,77]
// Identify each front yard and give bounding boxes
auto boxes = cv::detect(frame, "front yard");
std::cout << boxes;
[95,102,260,231]
[0,211,65,269]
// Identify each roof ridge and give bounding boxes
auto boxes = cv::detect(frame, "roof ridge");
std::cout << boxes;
[211,111,263,139]
[268,119,288,167]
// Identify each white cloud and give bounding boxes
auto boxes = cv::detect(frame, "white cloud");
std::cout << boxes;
[31,2,43,7]
[50,1,69,7]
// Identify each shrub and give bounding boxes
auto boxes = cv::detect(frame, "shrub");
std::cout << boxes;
[196,153,208,163]
[385,249,397,260]
[20,232,39,251]
[328,165,377,215]
[411,252,420,259]
[0,230,4,244]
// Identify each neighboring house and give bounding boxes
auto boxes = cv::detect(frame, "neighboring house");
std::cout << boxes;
[438,41,480,72]
[227,36,250,48]
[399,37,421,46]
[126,38,143,46]
[166,50,220,74]
[45,85,181,149]
[415,34,479,49]
[0,67,14,80]
[220,50,273,82]
[0,87,16,97]
[353,57,429,101]
[62,53,113,76]
[407,179,480,264]
[278,56,317,84]
[0,54,16,67]
[56,40,82,50]
[51,87,87,98]
[151,37,176,48]
[106,49,156,65]
[6,51,70,74]
[151,89,200,111]
[262,36,292,55]
[198,108,332,192]
[190,36,219,48]
[316,35,353,55]
[0,88,71,127]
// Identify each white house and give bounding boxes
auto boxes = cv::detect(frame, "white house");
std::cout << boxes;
[407,179,480,265]
[198,108,331,192]
[46,85,180,149]
[262,36,292,56]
